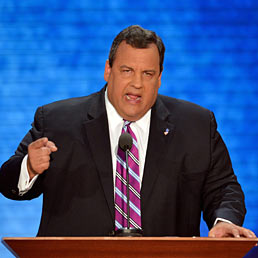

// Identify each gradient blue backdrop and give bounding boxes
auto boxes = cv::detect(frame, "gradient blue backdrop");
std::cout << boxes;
[0,1,257,257]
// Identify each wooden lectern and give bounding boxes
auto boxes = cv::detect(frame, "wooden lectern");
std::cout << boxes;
[2,237,258,258]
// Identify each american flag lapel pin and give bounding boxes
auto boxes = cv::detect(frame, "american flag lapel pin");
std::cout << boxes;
[164,128,169,136]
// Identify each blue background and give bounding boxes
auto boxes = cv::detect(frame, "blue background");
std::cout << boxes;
[0,0,257,257]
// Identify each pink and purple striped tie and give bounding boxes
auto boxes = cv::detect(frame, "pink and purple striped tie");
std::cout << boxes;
[115,120,142,230]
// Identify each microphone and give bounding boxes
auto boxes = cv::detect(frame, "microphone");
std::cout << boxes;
[115,133,143,237]
[119,132,133,151]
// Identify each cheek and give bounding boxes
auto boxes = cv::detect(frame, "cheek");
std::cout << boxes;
[113,79,128,95]
[146,83,159,97]
[108,83,124,103]
[146,85,159,105]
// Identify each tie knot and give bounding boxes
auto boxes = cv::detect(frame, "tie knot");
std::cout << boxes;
[123,120,131,130]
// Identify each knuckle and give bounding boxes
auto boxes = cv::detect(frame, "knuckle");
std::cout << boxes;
[41,147,51,155]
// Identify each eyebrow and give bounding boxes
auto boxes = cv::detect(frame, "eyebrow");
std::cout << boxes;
[143,69,156,73]
[120,65,133,70]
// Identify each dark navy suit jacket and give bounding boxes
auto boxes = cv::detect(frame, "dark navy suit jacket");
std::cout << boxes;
[0,87,246,236]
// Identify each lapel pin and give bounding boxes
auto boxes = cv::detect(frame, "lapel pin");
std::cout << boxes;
[164,128,169,136]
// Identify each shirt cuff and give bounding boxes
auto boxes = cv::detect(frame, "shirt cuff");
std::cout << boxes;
[214,217,233,226]
[18,155,38,196]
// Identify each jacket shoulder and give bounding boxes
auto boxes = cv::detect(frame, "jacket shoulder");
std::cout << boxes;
[41,90,102,113]
[32,89,105,129]
[158,94,211,115]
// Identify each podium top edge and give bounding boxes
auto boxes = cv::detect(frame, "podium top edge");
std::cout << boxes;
[2,236,258,243]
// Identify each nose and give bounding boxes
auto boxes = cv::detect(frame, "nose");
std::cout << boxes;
[131,72,143,89]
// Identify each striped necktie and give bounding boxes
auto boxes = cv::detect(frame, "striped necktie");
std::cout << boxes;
[115,120,141,230]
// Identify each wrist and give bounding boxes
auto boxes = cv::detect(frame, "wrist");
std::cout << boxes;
[27,158,38,180]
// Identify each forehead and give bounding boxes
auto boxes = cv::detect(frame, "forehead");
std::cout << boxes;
[113,41,160,69]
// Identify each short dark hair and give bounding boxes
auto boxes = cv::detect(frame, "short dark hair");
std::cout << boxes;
[108,25,165,73]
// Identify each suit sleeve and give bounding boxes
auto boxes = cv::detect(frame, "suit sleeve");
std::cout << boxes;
[202,112,246,229]
[0,106,45,200]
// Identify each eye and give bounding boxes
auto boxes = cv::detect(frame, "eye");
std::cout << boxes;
[122,69,131,73]
[121,68,132,77]
[144,71,154,77]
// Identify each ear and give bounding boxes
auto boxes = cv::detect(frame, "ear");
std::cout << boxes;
[158,71,162,88]
[104,60,111,82]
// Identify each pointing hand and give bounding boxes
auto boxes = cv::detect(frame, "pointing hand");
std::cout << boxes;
[27,137,58,179]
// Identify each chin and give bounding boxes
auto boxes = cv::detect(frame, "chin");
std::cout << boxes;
[125,114,142,122]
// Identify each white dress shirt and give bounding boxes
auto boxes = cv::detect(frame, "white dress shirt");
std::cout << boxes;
[18,155,38,195]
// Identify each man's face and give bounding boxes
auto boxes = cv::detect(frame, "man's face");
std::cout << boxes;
[104,41,162,121]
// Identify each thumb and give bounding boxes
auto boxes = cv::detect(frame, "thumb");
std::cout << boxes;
[46,140,58,152]
[208,231,216,238]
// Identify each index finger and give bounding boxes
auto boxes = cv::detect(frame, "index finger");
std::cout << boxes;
[241,228,257,238]
[232,228,240,238]
[30,137,49,149]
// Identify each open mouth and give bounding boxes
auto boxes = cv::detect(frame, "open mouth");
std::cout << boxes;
[125,94,141,101]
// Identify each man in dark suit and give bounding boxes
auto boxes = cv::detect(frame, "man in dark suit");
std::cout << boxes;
[0,25,256,238]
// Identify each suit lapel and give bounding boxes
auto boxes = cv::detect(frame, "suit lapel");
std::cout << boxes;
[82,88,115,222]
[141,96,176,209]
